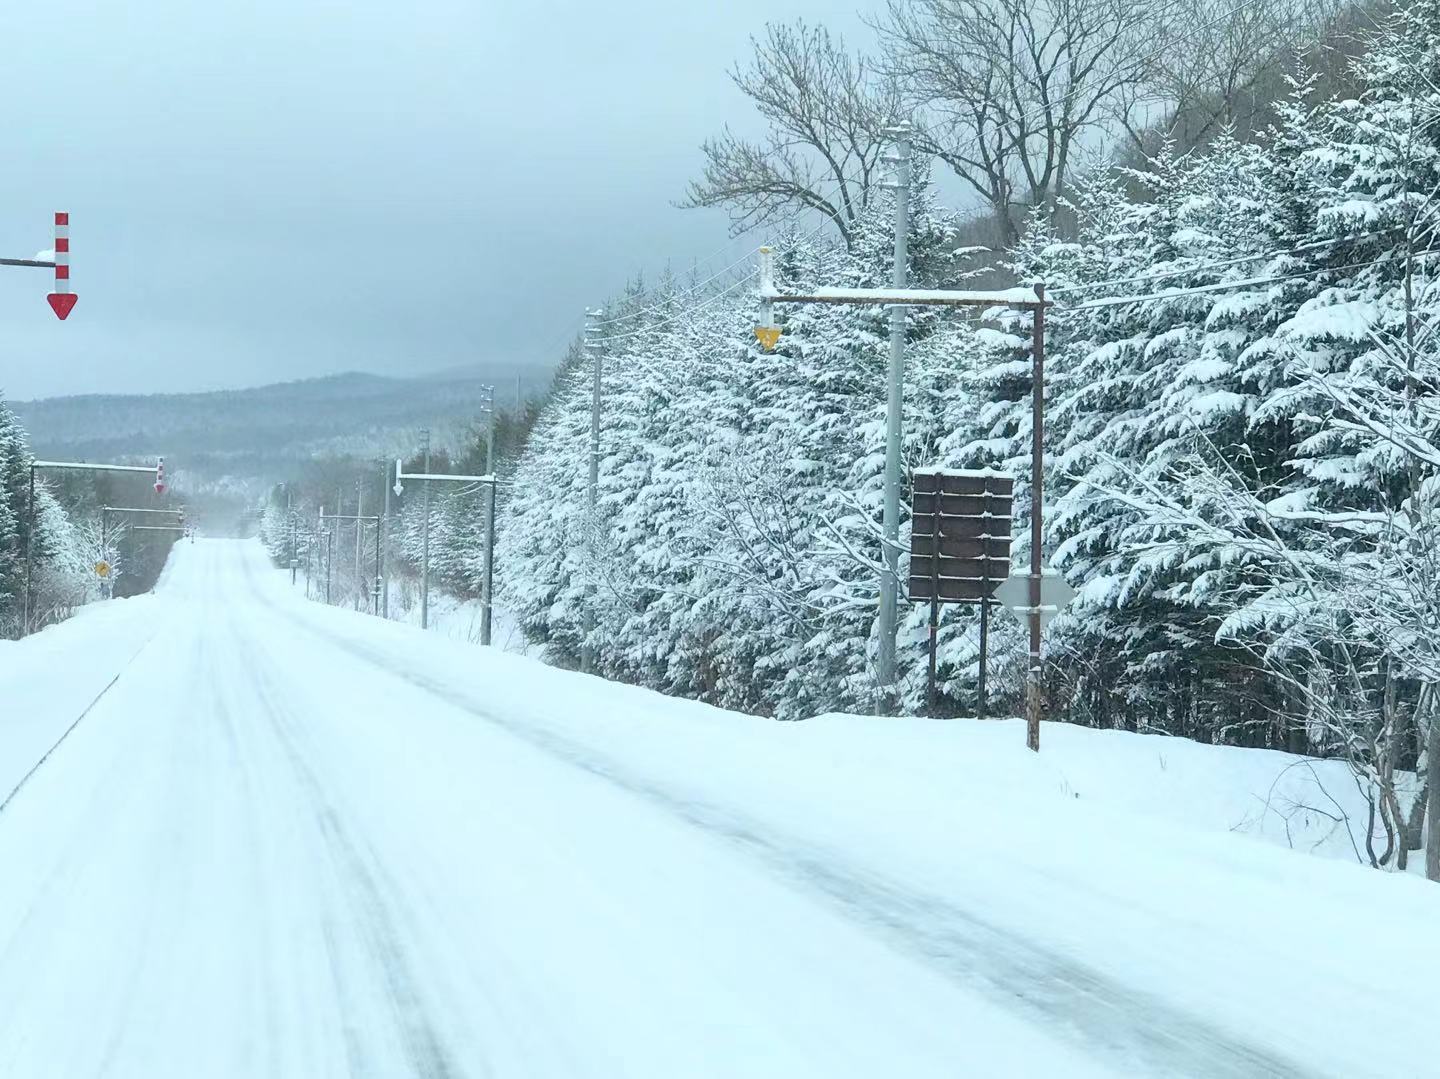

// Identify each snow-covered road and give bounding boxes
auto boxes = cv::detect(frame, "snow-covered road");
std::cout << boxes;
[0,541,1431,1077]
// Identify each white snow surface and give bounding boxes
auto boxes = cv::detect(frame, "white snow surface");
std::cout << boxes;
[0,540,1433,1078]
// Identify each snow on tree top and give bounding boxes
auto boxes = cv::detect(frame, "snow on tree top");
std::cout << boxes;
[912,466,1013,478]
[762,285,1046,308]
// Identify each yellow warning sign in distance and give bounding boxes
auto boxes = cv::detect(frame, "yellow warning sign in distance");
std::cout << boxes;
[95,561,111,579]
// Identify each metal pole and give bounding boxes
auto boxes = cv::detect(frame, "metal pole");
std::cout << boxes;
[373,501,382,615]
[100,507,110,600]
[421,429,431,630]
[582,309,602,673]
[978,593,990,722]
[482,387,497,644]
[485,384,497,474]
[381,458,391,619]
[326,528,334,606]
[1026,283,1046,753]
[876,122,911,700]
[927,534,939,715]
[354,482,363,611]
[288,486,297,585]
[481,479,496,646]
[22,464,36,635]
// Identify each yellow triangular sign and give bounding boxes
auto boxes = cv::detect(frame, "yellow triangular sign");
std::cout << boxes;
[755,326,782,351]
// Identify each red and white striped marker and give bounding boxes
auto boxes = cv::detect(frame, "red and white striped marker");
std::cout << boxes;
[155,456,167,496]
[47,211,77,321]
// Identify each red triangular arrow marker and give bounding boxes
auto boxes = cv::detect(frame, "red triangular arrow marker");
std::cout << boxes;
[47,294,78,320]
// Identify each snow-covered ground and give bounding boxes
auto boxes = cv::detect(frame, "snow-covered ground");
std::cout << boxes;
[379,581,536,655]
[0,539,1433,1077]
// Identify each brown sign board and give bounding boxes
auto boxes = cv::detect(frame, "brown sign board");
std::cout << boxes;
[913,471,1015,497]
[912,492,1013,518]
[910,575,1003,602]
[911,514,1012,541]
[914,555,1011,580]
[909,534,1011,560]
[910,468,1015,604]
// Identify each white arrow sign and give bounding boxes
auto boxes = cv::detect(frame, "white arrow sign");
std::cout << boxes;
[993,568,1077,632]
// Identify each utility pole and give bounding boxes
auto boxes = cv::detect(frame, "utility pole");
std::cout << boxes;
[324,518,334,606]
[482,474,496,646]
[23,465,35,634]
[353,481,364,611]
[582,308,603,673]
[420,428,432,630]
[481,385,497,647]
[380,458,391,619]
[373,503,382,615]
[287,484,297,585]
[1026,284,1046,753]
[876,122,911,699]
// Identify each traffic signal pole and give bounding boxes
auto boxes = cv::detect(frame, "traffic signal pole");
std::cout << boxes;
[394,460,500,646]
[755,214,1053,745]
[23,458,166,636]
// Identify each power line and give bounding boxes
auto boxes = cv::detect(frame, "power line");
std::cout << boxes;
[595,269,760,345]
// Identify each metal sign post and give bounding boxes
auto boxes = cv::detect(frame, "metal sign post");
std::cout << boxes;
[757,247,1050,740]
[99,506,184,597]
[318,508,380,612]
[394,461,500,645]
[909,469,1014,718]
[23,458,166,635]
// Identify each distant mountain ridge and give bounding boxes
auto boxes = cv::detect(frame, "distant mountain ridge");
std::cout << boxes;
[10,366,546,492]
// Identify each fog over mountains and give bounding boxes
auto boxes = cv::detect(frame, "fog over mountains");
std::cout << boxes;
[10,363,543,498]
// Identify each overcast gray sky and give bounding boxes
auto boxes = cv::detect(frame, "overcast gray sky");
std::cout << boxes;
[0,0,871,400]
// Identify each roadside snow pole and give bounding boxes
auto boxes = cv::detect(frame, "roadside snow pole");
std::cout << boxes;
[48,212,77,320]
[1,212,77,320]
